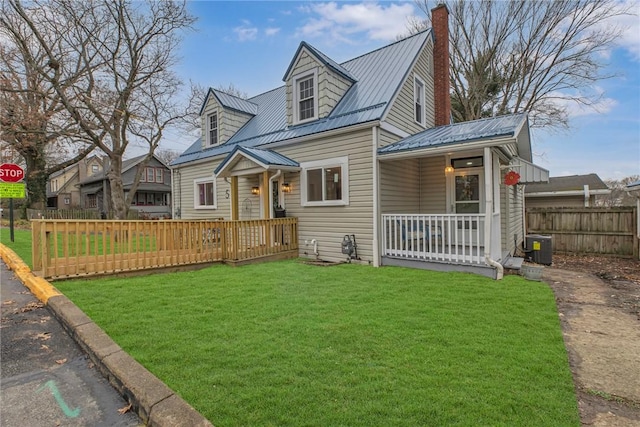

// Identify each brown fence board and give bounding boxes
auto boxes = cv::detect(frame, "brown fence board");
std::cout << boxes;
[526,207,637,257]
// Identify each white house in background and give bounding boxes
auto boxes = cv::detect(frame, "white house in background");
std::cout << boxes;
[170,5,548,279]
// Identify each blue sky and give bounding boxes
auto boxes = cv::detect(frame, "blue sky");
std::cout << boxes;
[165,0,640,181]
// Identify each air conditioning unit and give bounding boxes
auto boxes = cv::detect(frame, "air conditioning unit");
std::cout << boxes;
[525,234,552,265]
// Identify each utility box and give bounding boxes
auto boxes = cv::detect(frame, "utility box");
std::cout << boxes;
[525,234,553,265]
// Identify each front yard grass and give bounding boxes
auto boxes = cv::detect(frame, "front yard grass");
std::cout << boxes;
[56,260,580,426]
[0,227,32,267]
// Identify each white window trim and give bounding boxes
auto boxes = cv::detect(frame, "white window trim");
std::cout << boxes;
[292,68,318,125]
[193,177,217,210]
[300,155,349,207]
[414,75,426,127]
[207,112,218,146]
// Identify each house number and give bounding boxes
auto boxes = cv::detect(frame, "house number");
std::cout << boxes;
[225,189,230,199]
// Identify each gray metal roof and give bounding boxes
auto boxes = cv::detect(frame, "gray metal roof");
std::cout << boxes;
[284,42,357,83]
[525,173,609,194]
[173,30,432,167]
[214,146,299,176]
[213,89,258,115]
[378,113,528,155]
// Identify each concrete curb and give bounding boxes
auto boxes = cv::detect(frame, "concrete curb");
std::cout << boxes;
[0,243,214,427]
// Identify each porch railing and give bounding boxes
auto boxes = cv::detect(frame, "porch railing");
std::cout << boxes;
[382,214,485,265]
[32,218,298,280]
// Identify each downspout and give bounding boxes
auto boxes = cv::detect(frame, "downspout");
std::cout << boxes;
[483,147,504,279]
[269,170,282,217]
[372,126,380,267]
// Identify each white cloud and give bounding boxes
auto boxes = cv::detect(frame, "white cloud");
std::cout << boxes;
[613,0,640,60]
[297,2,417,44]
[233,20,258,42]
[547,87,618,119]
[265,27,281,37]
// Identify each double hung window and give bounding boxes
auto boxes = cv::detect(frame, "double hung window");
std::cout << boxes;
[293,70,318,124]
[208,112,218,146]
[194,178,216,209]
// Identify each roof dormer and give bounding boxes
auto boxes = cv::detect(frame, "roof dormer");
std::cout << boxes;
[283,42,356,126]
[200,88,257,148]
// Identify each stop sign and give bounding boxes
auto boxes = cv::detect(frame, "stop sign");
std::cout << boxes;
[0,163,25,183]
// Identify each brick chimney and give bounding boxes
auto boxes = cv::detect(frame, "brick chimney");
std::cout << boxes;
[431,4,451,126]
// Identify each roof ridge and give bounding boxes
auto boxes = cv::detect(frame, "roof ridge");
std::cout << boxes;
[341,28,432,66]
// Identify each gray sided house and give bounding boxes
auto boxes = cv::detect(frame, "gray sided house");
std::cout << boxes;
[171,5,548,278]
[47,155,106,209]
[525,173,610,208]
[80,154,172,218]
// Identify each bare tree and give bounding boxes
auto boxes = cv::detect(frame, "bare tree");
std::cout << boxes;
[155,148,181,166]
[0,25,94,209]
[2,0,195,218]
[403,0,632,128]
[600,175,640,207]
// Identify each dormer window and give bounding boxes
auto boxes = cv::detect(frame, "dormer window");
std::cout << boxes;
[414,76,425,127]
[208,112,218,145]
[293,69,318,124]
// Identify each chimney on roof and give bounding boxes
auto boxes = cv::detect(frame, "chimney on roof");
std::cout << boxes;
[431,3,451,127]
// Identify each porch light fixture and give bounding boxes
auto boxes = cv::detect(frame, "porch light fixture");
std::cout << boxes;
[444,165,455,173]
[281,182,292,193]
[251,186,260,195]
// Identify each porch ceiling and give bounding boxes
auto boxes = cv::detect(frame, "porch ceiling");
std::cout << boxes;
[215,145,300,178]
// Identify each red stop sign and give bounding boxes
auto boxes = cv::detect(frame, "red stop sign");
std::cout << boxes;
[0,163,25,182]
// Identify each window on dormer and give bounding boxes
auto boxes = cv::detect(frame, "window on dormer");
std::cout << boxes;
[208,112,218,145]
[293,70,318,124]
[414,76,425,127]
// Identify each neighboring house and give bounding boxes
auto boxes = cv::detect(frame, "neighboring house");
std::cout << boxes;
[47,155,106,208]
[171,5,548,279]
[525,173,611,208]
[80,154,172,218]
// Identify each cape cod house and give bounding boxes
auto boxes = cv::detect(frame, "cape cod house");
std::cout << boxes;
[171,5,548,278]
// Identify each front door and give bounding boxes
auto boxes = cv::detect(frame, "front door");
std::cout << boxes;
[452,167,484,245]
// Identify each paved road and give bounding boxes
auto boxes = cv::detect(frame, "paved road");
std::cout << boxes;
[0,261,141,427]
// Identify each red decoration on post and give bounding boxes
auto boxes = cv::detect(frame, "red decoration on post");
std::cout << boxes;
[504,170,520,186]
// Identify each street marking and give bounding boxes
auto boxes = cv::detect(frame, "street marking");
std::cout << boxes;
[37,380,81,418]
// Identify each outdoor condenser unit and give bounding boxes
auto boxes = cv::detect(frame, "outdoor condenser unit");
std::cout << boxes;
[525,234,553,265]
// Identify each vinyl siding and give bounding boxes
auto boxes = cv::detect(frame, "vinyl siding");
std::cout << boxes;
[286,49,353,125]
[384,38,435,133]
[380,158,420,214]
[200,97,252,148]
[177,127,376,263]
[419,156,446,213]
[276,127,375,263]
[501,164,524,254]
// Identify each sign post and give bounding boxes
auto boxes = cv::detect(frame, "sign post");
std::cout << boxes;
[0,163,26,243]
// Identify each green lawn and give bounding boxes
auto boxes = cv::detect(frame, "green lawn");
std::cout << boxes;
[56,260,580,426]
[0,227,32,267]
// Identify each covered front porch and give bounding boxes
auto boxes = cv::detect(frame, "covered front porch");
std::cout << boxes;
[377,114,549,278]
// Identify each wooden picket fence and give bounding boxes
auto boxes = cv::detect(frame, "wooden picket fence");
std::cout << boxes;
[32,218,298,280]
[526,207,638,258]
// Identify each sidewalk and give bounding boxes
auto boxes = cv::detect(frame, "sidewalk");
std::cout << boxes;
[0,244,213,427]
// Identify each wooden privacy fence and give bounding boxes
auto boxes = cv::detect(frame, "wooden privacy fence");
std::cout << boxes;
[32,218,298,280]
[526,207,638,257]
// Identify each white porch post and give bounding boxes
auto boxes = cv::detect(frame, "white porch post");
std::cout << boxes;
[483,147,503,279]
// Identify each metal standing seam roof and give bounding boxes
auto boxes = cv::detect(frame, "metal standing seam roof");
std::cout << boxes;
[378,113,528,155]
[284,42,357,83]
[172,30,432,167]
[214,146,299,176]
